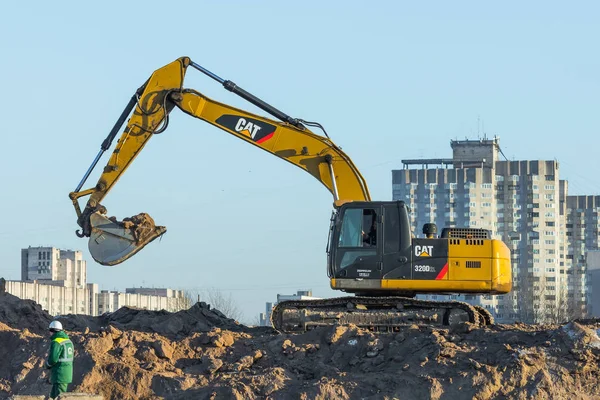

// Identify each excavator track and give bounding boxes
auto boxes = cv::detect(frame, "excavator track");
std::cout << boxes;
[270,296,486,333]
[474,305,494,325]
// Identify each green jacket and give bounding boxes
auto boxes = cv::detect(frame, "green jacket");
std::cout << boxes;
[45,331,74,384]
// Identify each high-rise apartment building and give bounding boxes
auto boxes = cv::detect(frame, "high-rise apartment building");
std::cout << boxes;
[392,137,598,323]
[588,250,600,317]
[565,196,600,316]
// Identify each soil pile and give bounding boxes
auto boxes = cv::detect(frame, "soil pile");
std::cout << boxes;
[1,292,599,399]
[0,290,52,335]
[58,301,242,336]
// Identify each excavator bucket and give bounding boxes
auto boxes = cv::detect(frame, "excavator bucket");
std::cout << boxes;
[87,211,166,266]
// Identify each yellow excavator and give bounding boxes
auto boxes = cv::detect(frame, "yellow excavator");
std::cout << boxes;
[69,57,512,332]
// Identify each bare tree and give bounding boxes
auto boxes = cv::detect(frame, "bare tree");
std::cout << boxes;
[182,287,244,322]
[547,277,570,324]
[183,289,200,309]
[515,272,537,323]
[202,287,243,321]
[519,273,571,324]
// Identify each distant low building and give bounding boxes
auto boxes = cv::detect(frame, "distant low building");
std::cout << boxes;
[98,287,187,314]
[259,290,321,326]
[5,279,98,316]
[5,246,188,317]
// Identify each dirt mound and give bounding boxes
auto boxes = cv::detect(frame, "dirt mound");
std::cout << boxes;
[52,301,242,337]
[0,291,51,335]
[1,292,599,399]
[100,301,243,336]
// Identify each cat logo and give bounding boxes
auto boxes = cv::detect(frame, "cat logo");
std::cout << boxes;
[235,118,261,139]
[215,115,276,144]
[414,245,433,257]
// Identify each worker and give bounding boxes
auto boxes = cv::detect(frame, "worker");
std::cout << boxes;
[362,220,377,246]
[45,320,74,399]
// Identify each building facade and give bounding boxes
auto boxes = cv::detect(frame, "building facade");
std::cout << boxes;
[7,246,188,316]
[97,288,187,314]
[391,137,598,323]
[4,280,97,316]
[21,247,86,289]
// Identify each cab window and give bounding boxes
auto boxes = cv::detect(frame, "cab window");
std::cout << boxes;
[338,208,377,248]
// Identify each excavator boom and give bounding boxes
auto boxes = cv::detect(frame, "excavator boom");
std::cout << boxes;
[69,57,369,265]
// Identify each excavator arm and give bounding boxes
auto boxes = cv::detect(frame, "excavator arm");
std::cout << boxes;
[69,56,370,266]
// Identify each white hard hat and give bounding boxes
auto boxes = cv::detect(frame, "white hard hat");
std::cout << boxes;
[49,320,63,331]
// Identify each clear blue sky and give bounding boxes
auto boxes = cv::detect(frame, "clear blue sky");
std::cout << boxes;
[1,1,598,323]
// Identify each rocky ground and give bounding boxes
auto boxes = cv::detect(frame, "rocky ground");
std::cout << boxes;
[1,290,600,400]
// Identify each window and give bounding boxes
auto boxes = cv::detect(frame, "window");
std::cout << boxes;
[336,208,380,270]
[495,175,504,182]
[383,205,401,254]
[338,208,377,248]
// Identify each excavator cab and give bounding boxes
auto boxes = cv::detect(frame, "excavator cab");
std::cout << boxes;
[327,201,413,291]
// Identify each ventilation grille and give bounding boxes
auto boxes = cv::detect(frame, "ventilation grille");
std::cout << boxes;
[441,228,491,239]
[465,239,485,246]
[466,261,482,269]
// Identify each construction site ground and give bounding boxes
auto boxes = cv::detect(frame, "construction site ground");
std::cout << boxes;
[1,290,599,400]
